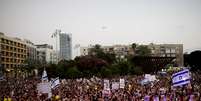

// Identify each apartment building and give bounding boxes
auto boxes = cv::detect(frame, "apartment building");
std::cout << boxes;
[80,43,183,66]
[80,45,133,57]
[0,33,27,72]
[148,43,183,66]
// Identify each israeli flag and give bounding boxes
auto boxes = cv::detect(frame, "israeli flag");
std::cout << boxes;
[172,69,190,87]
[42,69,48,82]
[0,76,5,81]
[51,77,60,89]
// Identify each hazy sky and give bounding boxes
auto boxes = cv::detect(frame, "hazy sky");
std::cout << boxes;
[0,0,201,52]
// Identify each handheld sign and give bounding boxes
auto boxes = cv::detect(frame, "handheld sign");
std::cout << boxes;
[120,78,125,89]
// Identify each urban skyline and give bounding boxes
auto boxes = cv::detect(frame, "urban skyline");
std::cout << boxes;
[0,0,201,53]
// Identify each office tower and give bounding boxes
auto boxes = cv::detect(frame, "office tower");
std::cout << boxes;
[59,33,72,60]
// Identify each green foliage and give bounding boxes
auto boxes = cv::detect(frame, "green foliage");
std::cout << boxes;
[135,45,151,56]
[184,50,201,72]
[29,43,153,78]
[65,67,81,79]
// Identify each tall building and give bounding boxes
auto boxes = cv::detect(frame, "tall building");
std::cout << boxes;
[0,33,27,74]
[36,44,55,64]
[59,33,72,60]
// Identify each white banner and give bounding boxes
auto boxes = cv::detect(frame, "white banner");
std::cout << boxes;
[120,78,125,89]
[145,74,151,79]
[112,82,119,90]
[37,82,52,98]
[172,69,190,87]
[104,79,110,90]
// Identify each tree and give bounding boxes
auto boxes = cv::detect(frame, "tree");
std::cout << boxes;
[115,60,131,76]
[188,50,201,71]
[184,53,190,67]
[90,44,104,56]
[100,67,112,78]
[131,43,137,55]
[66,67,81,79]
[135,45,151,56]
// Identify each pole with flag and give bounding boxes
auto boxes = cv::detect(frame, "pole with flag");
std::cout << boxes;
[41,69,48,82]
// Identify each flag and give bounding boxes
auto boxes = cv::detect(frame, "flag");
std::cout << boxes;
[172,69,190,87]
[42,69,48,82]
[50,77,60,89]
[0,76,5,81]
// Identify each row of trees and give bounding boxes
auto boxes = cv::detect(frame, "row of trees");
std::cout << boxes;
[4,43,200,79]
[23,44,150,79]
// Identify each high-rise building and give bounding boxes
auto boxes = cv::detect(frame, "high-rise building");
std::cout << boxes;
[0,33,27,75]
[59,33,72,60]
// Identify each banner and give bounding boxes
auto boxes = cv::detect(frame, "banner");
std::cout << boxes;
[120,78,125,89]
[104,79,110,90]
[144,74,156,82]
[172,69,190,87]
[37,82,52,98]
[112,82,119,90]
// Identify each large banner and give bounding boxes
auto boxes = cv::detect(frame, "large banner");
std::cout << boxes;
[120,78,125,89]
[172,69,190,87]
[37,82,52,98]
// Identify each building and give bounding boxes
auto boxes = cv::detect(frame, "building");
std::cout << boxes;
[0,32,27,74]
[24,39,37,61]
[102,45,133,58]
[80,43,183,66]
[36,44,55,64]
[59,33,72,60]
[148,43,183,66]
[80,45,133,58]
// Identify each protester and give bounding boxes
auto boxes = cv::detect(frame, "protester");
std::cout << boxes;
[0,71,201,101]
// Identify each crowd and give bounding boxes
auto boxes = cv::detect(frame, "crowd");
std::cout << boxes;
[0,71,201,101]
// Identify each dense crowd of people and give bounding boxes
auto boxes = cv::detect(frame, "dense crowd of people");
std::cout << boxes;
[0,71,201,101]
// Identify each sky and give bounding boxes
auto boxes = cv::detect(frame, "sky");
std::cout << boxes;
[0,0,201,52]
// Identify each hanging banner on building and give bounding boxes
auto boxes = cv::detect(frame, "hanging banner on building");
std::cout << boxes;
[120,78,125,89]
[172,69,191,87]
